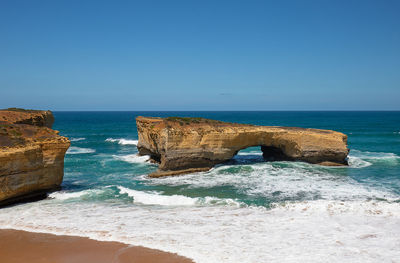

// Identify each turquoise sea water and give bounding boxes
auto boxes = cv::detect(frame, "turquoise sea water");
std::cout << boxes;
[1,111,400,263]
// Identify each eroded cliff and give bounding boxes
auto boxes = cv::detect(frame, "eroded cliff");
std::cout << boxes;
[136,116,349,177]
[0,108,54,128]
[0,109,70,205]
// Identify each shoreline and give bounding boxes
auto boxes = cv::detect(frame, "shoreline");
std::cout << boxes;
[0,229,193,263]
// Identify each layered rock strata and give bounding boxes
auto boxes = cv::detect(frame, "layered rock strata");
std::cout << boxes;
[0,109,70,206]
[136,116,349,177]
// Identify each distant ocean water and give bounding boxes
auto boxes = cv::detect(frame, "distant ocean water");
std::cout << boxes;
[1,111,400,263]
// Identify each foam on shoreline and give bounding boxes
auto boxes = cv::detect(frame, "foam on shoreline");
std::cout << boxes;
[0,199,399,263]
[3,144,399,262]
[0,229,193,263]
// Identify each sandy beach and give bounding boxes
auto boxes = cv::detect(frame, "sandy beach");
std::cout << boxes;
[0,229,193,263]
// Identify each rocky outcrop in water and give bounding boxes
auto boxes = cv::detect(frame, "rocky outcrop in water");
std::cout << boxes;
[0,109,70,206]
[136,116,349,177]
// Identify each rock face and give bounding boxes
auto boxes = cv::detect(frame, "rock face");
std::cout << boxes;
[0,108,54,128]
[0,109,70,206]
[136,117,349,177]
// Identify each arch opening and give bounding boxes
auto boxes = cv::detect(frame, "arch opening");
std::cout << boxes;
[261,145,291,162]
[231,146,264,164]
[231,145,291,165]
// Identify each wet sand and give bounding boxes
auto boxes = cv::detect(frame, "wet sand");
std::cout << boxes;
[0,229,193,263]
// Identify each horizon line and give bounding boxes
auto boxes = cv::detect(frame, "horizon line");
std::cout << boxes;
[50,109,400,112]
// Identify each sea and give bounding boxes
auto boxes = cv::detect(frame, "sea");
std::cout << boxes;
[1,111,399,263]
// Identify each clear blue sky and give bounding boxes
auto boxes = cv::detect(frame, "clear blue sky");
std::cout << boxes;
[1,0,399,110]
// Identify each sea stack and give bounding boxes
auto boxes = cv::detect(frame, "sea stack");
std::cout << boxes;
[136,116,349,177]
[0,108,70,206]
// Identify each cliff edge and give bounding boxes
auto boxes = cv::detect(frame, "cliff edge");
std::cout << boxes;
[136,116,349,177]
[0,108,70,206]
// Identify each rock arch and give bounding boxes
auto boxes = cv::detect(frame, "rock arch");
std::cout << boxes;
[136,117,349,177]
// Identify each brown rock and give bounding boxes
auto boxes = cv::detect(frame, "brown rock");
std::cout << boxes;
[0,109,70,206]
[0,108,54,128]
[136,116,349,177]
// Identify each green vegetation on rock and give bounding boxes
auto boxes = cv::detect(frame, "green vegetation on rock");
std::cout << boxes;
[165,117,221,125]
[1,108,42,113]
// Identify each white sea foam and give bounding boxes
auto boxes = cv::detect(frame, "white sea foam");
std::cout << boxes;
[349,150,400,166]
[234,149,395,169]
[112,154,150,164]
[234,150,398,168]
[66,147,96,154]
[118,186,197,206]
[347,156,372,168]
[48,189,103,200]
[145,161,397,202]
[0,200,399,263]
[350,150,400,160]
[232,151,264,164]
[117,186,241,207]
[70,137,86,142]
[2,148,398,262]
[142,149,400,202]
[236,151,263,156]
[105,138,138,145]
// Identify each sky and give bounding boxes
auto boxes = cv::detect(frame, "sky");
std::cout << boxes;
[1,0,399,111]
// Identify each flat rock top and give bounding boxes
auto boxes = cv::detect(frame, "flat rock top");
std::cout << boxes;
[0,124,64,148]
[136,116,342,136]
[0,109,66,148]
[0,108,54,128]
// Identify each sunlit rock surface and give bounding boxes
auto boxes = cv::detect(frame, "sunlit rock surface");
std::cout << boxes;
[136,116,349,177]
[0,109,70,205]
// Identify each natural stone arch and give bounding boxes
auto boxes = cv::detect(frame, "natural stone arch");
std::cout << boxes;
[136,116,349,177]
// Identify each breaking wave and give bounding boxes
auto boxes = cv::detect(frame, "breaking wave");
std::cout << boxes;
[348,150,400,167]
[105,138,138,145]
[117,186,241,207]
[66,147,96,155]
[48,189,103,200]
[69,137,86,142]
[347,156,372,168]
[144,160,398,202]
[0,199,399,263]
[112,154,150,164]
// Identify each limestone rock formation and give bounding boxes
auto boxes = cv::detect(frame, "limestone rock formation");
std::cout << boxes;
[0,108,54,128]
[136,117,349,177]
[0,108,70,206]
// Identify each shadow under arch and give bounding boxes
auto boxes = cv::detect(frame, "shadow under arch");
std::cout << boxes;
[229,145,293,165]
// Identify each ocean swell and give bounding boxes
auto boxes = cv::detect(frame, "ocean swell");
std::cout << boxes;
[144,158,398,203]
[112,154,151,164]
[70,137,86,142]
[117,186,241,207]
[105,138,138,145]
[66,147,96,155]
